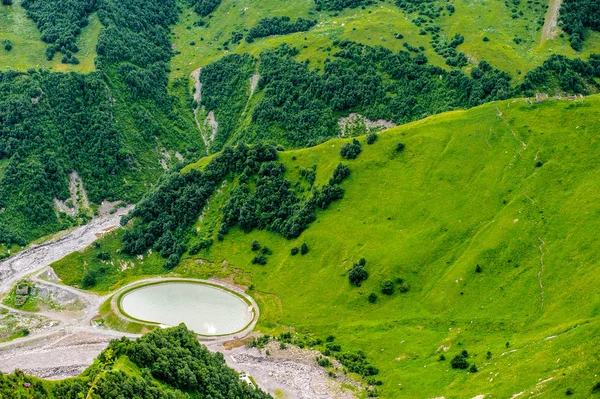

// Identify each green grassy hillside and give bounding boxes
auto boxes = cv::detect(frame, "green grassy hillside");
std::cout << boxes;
[171,0,600,79]
[53,95,600,398]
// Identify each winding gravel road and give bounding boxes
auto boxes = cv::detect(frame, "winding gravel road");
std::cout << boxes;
[0,206,132,295]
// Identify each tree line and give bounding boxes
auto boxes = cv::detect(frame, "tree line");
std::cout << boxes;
[202,41,600,149]
[246,17,318,43]
[0,325,271,398]
[559,0,600,51]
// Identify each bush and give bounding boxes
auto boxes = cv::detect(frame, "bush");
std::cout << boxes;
[366,132,378,144]
[565,388,574,395]
[348,262,368,286]
[326,335,335,342]
[475,264,482,273]
[251,239,261,251]
[380,280,394,295]
[96,252,110,261]
[81,270,97,288]
[252,254,267,265]
[326,343,341,352]
[340,139,362,159]
[368,292,378,303]
[1,0,13,5]
[300,242,309,255]
[164,254,180,270]
[189,239,213,254]
[398,282,410,293]
[483,36,489,42]
[396,142,406,152]
[329,163,351,185]
[593,381,600,392]
[290,246,299,255]
[535,161,543,167]
[439,354,446,361]
[261,246,272,255]
[3,40,12,51]
[450,354,469,369]
[469,364,478,373]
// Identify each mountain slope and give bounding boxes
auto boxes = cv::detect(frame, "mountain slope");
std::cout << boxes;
[53,95,600,398]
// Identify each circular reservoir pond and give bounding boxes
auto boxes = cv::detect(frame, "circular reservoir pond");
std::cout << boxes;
[119,282,254,335]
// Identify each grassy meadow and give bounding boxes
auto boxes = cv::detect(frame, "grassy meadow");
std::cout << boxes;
[52,95,600,398]
[170,0,600,82]
[0,0,100,72]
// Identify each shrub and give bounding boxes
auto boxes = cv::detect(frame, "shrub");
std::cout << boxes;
[251,254,267,265]
[81,270,97,288]
[368,292,378,303]
[96,252,110,261]
[217,233,224,241]
[593,381,600,392]
[475,264,482,273]
[326,335,335,342]
[340,139,362,159]
[486,351,492,359]
[189,239,213,254]
[366,132,378,144]
[380,280,394,295]
[251,239,261,251]
[535,161,543,167]
[358,257,366,266]
[565,388,574,395]
[326,343,341,352]
[450,354,469,369]
[261,246,272,255]
[3,40,12,51]
[1,0,13,5]
[483,36,489,42]
[469,364,478,372]
[329,163,350,185]
[396,142,406,152]
[398,282,410,293]
[164,254,180,270]
[348,263,368,286]
[439,354,446,361]
[300,242,309,255]
[290,246,299,255]
[316,355,332,367]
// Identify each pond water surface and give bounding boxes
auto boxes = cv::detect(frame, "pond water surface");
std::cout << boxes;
[120,282,253,335]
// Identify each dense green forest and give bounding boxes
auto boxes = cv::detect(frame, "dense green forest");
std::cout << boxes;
[0,325,271,398]
[559,0,600,50]
[0,0,202,247]
[201,41,600,149]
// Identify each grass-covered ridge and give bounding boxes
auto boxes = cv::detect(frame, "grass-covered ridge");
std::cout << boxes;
[53,95,600,397]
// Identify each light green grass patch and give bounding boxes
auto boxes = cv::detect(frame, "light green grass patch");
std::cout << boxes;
[0,0,100,72]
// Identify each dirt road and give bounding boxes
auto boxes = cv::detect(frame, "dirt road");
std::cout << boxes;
[0,206,132,295]
[540,0,562,44]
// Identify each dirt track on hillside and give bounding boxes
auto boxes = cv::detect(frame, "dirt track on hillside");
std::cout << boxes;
[540,0,562,44]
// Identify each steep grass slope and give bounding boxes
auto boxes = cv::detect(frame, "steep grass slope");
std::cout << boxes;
[54,95,600,398]
[171,0,600,79]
